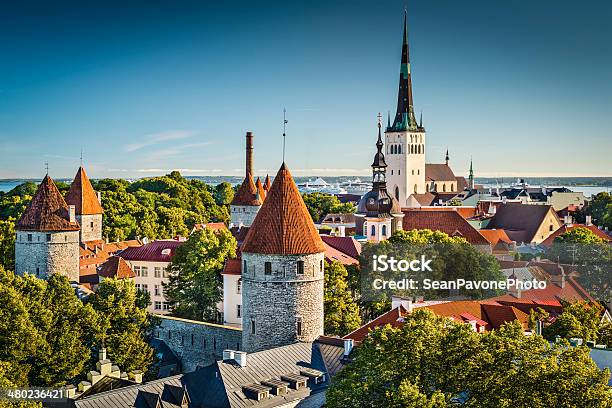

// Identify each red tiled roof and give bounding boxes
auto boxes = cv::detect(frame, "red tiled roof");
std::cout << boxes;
[323,242,358,265]
[540,224,611,248]
[98,256,135,279]
[320,235,361,259]
[79,239,142,283]
[343,306,407,342]
[65,166,104,215]
[480,303,528,329]
[231,174,262,206]
[120,240,183,262]
[407,192,436,207]
[490,276,594,305]
[222,258,242,275]
[192,222,228,232]
[255,177,266,201]
[242,163,325,255]
[425,163,456,182]
[16,175,81,232]
[456,176,468,191]
[229,226,250,247]
[416,206,478,219]
[402,209,490,245]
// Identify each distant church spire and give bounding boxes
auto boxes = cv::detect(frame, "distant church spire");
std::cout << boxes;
[391,10,418,131]
[445,148,449,165]
[469,158,475,189]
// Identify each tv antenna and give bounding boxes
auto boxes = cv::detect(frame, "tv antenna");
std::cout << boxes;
[282,108,288,163]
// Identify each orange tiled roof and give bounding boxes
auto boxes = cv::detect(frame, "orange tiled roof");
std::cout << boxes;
[230,174,262,206]
[192,222,228,232]
[98,256,135,279]
[479,229,513,246]
[16,175,80,232]
[242,163,325,255]
[323,242,358,265]
[65,166,104,215]
[255,177,266,201]
[417,206,478,219]
[222,258,242,275]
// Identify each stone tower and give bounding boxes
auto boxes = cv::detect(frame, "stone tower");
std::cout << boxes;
[385,11,426,207]
[230,132,263,227]
[240,163,325,353]
[14,175,80,281]
[356,115,404,242]
[65,166,104,243]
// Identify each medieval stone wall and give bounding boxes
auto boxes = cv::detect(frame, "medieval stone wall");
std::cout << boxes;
[230,204,260,227]
[154,315,243,372]
[15,230,80,281]
[77,214,102,243]
[241,252,324,353]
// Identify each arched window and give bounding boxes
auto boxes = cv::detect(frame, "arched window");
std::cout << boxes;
[398,170,401,175]
[398,145,402,154]
[371,225,376,236]
[395,186,400,200]
[382,225,387,236]
[237,278,242,294]
[414,184,418,193]
[443,184,447,192]
[391,169,393,175]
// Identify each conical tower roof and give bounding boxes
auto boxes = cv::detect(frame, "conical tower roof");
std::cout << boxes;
[255,177,266,201]
[264,174,271,191]
[242,163,325,255]
[231,174,262,206]
[16,175,80,231]
[65,166,104,215]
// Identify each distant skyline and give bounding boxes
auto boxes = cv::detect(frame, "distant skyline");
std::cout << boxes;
[1,0,611,179]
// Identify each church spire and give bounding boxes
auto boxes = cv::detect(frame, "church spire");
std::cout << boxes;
[391,10,418,131]
[445,149,450,165]
[469,158,475,189]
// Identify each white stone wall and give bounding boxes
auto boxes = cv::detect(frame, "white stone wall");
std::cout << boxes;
[223,274,242,326]
[230,204,260,227]
[363,217,393,243]
[241,252,325,353]
[77,214,102,243]
[385,129,426,206]
[15,230,80,282]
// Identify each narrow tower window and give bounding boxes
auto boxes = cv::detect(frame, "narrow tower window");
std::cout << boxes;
[296,316,303,336]
[395,187,400,200]
[371,225,376,236]
[251,319,256,334]
[264,262,272,275]
[382,225,387,236]
[296,261,304,275]
[237,278,242,294]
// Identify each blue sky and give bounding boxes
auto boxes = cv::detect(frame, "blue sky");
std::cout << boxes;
[0,0,611,179]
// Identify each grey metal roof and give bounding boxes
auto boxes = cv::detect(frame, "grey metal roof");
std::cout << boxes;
[73,341,344,408]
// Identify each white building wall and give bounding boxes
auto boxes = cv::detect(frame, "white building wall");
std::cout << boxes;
[385,130,426,206]
[126,260,171,315]
[230,205,260,227]
[222,274,242,327]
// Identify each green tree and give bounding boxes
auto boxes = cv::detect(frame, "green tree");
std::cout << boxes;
[326,309,611,408]
[586,192,612,230]
[214,182,235,206]
[543,301,603,342]
[0,219,15,271]
[302,192,355,222]
[546,227,611,303]
[164,228,236,321]
[324,262,361,336]
[88,278,156,374]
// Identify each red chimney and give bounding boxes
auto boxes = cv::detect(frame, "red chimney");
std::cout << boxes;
[246,132,253,177]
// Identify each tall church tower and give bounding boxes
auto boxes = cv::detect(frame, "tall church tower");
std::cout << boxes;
[65,166,104,243]
[240,163,325,353]
[385,11,426,207]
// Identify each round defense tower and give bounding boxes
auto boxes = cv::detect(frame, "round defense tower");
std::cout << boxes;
[14,175,80,281]
[240,163,325,353]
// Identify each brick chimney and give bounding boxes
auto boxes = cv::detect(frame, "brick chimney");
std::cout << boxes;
[246,131,254,177]
[68,205,76,223]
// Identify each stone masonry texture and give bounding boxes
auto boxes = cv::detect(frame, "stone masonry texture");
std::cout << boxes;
[241,252,324,353]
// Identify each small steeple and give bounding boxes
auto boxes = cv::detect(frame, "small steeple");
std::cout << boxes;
[468,158,475,190]
[445,149,450,166]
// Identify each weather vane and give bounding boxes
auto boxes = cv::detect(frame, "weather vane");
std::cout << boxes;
[377,112,382,128]
[282,108,288,163]
[44,161,49,175]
